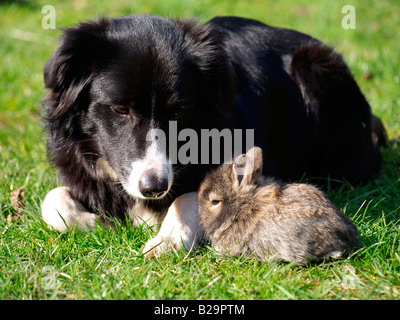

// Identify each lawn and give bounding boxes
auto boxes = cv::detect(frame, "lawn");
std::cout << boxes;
[0,0,399,300]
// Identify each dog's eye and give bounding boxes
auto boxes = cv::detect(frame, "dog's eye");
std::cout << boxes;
[211,199,221,206]
[111,105,129,116]
[169,106,191,120]
[170,109,184,120]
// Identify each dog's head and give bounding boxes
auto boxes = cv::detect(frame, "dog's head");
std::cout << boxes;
[43,15,235,200]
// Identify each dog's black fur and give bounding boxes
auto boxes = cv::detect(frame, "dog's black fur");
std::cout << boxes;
[42,15,385,219]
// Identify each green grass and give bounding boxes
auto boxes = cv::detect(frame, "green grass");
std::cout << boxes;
[1,0,399,300]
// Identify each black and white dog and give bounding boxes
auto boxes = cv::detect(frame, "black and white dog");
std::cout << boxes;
[41,15,385,256]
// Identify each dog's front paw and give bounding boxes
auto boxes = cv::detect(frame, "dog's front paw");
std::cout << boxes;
[141,192,201,258]
[142,235,182,258]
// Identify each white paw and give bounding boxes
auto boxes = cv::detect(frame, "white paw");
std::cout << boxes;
[141,192,202,258]
[41,186,114,232]
[142,235,182,257]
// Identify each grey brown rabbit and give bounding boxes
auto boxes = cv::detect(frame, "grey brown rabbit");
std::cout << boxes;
[198,147,358,264]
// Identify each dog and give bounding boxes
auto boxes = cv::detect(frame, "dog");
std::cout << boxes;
[41,15,385,256]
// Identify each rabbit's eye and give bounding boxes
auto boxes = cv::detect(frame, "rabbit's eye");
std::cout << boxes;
[211,200,221,206]
[208,193,221,207]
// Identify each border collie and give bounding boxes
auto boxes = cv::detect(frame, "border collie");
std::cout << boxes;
[41,15,385,256]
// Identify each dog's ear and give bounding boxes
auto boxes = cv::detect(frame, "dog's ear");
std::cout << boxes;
[232,147,263,187]
[175,19,237,107]
[44,17,114,119]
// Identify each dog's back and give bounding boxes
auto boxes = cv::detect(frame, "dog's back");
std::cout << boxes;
[207,16,383,184]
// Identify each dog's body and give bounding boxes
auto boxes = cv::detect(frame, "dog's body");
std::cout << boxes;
[42,15,384,255]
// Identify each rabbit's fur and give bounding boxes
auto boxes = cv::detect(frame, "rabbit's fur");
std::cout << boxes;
[198,147,358,264]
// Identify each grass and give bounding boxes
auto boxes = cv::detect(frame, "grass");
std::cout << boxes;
[0,0,399,300]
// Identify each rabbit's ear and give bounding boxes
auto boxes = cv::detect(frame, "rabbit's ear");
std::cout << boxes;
[233,147,263,187]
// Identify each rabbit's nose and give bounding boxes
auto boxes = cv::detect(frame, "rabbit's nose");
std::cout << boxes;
[139,172,169,199]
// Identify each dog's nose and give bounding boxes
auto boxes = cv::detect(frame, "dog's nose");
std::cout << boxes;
[139,173,169,198]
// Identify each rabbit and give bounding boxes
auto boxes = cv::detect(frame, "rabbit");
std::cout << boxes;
[197,147,359,265]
